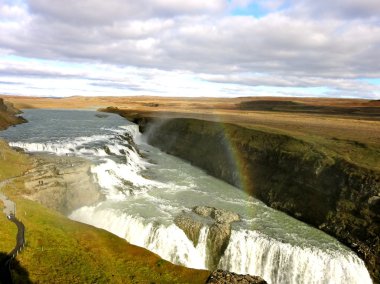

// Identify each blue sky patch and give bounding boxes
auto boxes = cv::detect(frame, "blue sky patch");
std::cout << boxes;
[359,78,380,85]
[231,2,267,18]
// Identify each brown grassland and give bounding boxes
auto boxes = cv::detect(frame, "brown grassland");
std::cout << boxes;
[3,95,380,170]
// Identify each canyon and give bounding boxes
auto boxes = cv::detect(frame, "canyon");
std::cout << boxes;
[102,103,380,282]
[1,95,379,282]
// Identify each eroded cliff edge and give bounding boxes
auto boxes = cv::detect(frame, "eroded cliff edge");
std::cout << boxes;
[113,112,380,282]
[0,98,27,130]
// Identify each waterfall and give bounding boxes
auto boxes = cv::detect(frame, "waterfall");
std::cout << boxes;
[70,206,208,270]
[119,124,141,141]
[4,110,373,284]
[218,230,372,284]
[8,124,141,156]
[70,205,372,284]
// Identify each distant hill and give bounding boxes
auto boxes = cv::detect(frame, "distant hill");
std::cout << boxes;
[238,100,380,118]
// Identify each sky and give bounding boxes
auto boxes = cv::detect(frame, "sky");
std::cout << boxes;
[0,0,379,98]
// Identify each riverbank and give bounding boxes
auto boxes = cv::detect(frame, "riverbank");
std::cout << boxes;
[0,98,27,130]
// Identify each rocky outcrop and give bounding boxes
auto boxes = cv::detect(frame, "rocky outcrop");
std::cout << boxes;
[3,100,23,115]
[207,222,232,269]
[128,116,380,282]
[193,206,240,224]
[207,269,267,284]
[100,107,154,133]
[23,155,102,214]
[175,206,240,269]
[175,213,204,246]
[0,98,27,130]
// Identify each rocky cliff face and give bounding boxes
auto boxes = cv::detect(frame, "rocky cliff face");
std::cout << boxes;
[0,98,27,130]
[175,206,240,269]
[23,155,102,214]
[136,117,380,282]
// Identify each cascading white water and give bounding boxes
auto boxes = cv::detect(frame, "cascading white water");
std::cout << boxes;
[218,230,372,284]
[1,109,373,284]
[70,204,372,284]
[9,125,141,156]
[118,124,141,141]
[70,205,209,269]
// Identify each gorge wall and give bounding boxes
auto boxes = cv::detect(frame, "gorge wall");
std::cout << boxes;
[126,116,380,282]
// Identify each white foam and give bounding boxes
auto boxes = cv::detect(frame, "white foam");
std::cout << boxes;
[9,133,112,156]
[119,124,141,140]
[10,125,160,200]
[106,125,142,143]
[91,157,161,200]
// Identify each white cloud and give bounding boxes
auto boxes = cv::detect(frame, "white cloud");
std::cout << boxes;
[0,0,379,98]
[27,0,226,25]
[202,73,380,95]
[291,0,380,20]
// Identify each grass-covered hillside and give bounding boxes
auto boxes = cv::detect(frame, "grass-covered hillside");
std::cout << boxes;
[0,141,210,283]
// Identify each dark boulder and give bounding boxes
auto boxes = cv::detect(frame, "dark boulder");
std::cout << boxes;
[207,269,267,284]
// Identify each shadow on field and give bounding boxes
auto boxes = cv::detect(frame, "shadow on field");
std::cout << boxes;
[0,252,32,284]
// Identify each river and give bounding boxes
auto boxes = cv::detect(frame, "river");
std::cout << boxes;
[0,109,372,284]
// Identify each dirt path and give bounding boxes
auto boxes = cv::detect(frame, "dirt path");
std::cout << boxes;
[0,178,26,284]
[0,179,16,216]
